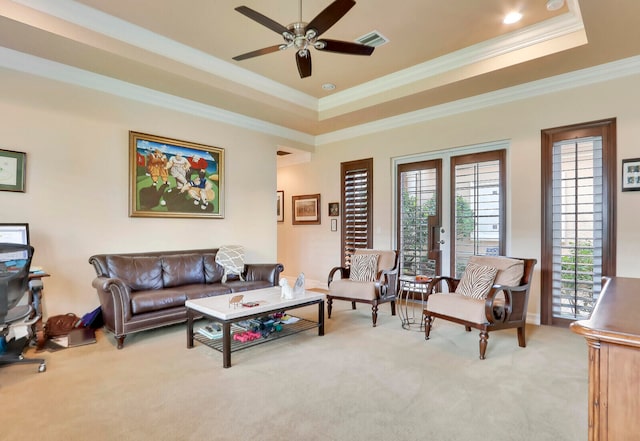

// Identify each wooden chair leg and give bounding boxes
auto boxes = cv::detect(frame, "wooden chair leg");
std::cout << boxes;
[479,331,489,360]
[327,297,333,318]
[116,335,126,349]
[390,300,396,316]
[424,314,433,340]
[371,304,379,327]
[517,326,526,347]
[351,301,357,310]
[465,326,472,332]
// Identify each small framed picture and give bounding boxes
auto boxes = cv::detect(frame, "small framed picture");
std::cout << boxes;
[328,202,339,217]
[622,158,640,192]
[0,149,26,192]
[277,190,284,222]
[292,193,320,225]
[331,218,338,232]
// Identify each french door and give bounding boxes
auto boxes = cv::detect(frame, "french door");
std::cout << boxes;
[396,147,506,278]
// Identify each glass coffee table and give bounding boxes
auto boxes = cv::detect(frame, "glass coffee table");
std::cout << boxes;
[186,286,325,368]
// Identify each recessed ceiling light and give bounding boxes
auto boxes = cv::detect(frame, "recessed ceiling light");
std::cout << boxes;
[503,12,523,24]
[322,83,336,91]
[546,0,565,11]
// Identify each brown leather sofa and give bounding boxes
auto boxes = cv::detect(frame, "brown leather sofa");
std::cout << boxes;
[89,248,283,349]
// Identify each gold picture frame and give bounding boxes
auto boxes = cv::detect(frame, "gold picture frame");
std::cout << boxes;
[129,131,224,218]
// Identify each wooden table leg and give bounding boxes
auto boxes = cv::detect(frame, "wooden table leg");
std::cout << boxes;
[222,322,232,368]
[186,309,194,349]
[318,300,325,336]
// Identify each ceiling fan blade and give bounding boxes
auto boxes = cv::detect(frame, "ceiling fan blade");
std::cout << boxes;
[296,52,312,78]
[234,6,290,35]
[317,39,374,56]
[306,0,356,37]
[233,45,283,61]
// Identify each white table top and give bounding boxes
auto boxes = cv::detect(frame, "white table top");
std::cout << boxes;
[185,286,325,320]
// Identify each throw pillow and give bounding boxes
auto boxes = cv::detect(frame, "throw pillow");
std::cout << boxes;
[349,253,379,282]
[455,262,498,299]
[215,245,245,283]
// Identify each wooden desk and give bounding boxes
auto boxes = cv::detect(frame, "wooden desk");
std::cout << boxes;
[570,277,640,441]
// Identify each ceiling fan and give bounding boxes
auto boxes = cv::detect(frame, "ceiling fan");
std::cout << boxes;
[232,0,374,78]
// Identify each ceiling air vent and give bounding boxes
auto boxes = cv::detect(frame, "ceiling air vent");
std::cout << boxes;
[356,30,389,48]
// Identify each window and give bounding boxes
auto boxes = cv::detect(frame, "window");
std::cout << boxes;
[451,150,506,277]
[341,158,373,266]
[541,119,616,326]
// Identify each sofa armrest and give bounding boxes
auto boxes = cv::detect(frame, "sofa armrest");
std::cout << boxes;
[242,263,284,286]
[327,266,349,288]
[484,283,529,323]
[91,276,133,332]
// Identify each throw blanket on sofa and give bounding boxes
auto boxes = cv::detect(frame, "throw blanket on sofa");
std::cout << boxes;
[215,245,245,283]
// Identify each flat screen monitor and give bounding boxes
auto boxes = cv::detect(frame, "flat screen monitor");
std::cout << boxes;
[0,223,30,262]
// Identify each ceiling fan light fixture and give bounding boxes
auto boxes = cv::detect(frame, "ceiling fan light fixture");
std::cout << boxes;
[233,0,373,78]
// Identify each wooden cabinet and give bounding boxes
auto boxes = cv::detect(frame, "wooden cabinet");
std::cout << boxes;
[570,277,640,441]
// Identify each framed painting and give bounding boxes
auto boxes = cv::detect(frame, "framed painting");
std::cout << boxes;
[622,158,640,192]
[292,193,320,225]
[328,202,339,216]
[129,131,224,218]
[277,190,284,222]
[0,149,26,192]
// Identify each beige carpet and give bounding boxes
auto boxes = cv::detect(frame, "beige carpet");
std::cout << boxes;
[0,301,588,441]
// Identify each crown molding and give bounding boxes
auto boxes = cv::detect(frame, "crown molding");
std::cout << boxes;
[11,0,586,119]
[11,0,318,111]
[315,55,640,145]
[318,11,585,113]
[0,47,315,145]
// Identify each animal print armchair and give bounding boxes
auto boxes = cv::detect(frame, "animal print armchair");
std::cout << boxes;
[423,255,537,359]
[327,249,399,327]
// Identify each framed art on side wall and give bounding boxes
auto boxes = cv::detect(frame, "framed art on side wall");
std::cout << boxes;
[129,131,224,218]
[0,149,26,192]
[292,194,321,225]
[277,190,284,222]
[622,158,640,191]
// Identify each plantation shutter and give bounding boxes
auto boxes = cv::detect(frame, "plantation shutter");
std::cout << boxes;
[551,137,603,320]
[451,150,505,277]
[341,158,373,267]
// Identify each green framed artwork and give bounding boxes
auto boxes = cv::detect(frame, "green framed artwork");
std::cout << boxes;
[0,149,26,192]
[129,131,224,218]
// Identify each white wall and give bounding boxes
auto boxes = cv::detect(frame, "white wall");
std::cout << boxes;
[0,70,285,317]
[277,74,640,322]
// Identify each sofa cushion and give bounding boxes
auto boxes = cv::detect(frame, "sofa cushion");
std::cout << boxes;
[178,283,232,300]
[162,254,204,288]
[349,253,379,282]
[203,253,225,283]
[455,262,498,299]
[468,255,524,287]
[354,249,396,272]
[223,280,274,293]
[427,292,506,324]
[130,289,187,314]
[106,255,163,291]
[215,245,245,283]
[329,279,378,301]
